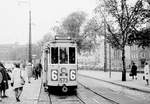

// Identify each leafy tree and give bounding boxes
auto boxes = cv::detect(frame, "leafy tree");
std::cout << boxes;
[38,11,87,54]
[53,24,66,36]
[128,27,150,48]
[98,0,149,81]
[62,11,87,53]
[62,11,87,38]
[128,0,150,48]
[80,16,103,52]
[37,32,54,53]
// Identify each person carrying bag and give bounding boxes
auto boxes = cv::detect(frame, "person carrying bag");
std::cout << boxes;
[144,62,150,85]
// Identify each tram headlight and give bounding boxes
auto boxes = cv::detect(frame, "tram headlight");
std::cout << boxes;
[70,69,76,81]
[51,69,58,81]
[61,67,66,73]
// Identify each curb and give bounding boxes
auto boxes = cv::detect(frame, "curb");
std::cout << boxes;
[79,74,150,93]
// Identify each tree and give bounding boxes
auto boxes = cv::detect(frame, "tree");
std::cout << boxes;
[62,11,87,53]
[80,16,103,52]
[53,24,66,36]
[62,11,87,38]
[38,11,88,54]
[37,32,54,53]
[128,27,150,48]
[98,0,149,81]
[128,0,150,47]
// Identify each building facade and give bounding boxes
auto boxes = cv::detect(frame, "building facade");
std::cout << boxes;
[78,37,150,72]
[111,46,131,71]
[130,45,150,70]
[111,45,150,72]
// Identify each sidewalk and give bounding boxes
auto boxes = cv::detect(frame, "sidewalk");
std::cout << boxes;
[1,78,41,104]
[78,70,150,93]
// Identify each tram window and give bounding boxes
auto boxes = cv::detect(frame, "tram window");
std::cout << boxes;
[60,47,68,64]
[69,47,75,64]
[51,47,58,64]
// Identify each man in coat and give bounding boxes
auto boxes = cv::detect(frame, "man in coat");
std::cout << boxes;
[131,62,137,80]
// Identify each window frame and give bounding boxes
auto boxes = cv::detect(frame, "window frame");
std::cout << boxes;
[59,47,69,64]
[69,47,76,64]
[51,47,59,64]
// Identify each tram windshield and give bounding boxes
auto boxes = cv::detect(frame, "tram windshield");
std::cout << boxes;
[69,47,75,64]
[51,47,58,64]
[51,47,76,64]
[60,47,68,64]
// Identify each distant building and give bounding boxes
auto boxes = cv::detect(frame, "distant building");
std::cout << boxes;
[0,43,41,62]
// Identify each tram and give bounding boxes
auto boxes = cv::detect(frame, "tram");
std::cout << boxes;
[41,35,78,93]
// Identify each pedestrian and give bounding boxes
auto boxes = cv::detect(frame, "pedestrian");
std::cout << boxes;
[144,62,150,85]
[20,63,28,84]
[37,61,42,78]
[32,64,37,80]
[34,63,39,79]
[130,62,137,80]
[11,62,26,102]
[25,62,33,83]
[0,62,9,102]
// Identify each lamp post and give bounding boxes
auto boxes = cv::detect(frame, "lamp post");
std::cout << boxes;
[98,6,107,72]
[17,0,32,63]
[29,9,32,63]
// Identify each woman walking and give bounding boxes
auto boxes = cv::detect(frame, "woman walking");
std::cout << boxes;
[144,62,150,85]
[11,63,26,102]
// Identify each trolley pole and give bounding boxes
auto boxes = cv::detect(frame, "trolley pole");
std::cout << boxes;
[29,10,32,63]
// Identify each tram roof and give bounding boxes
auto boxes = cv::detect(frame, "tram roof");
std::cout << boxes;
[50,35,76,43]
[51,39,76,43]
[43,39,76,50]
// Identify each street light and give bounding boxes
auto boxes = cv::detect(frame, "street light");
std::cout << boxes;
[17,0,32,63]
[97,6,107,72]
[97,0,112,76]
[29,9,32,63]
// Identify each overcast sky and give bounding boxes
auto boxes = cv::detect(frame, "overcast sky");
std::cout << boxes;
[0,0,97,45]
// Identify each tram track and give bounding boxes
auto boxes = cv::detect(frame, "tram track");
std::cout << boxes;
[76,94,87,104]
[78,82,119,104]
[39,82,120,104]
[40,84,119,104]
[48,91,86,104]
[38,84,86,104]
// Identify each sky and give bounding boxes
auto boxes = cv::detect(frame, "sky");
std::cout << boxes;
[0,0,97,45]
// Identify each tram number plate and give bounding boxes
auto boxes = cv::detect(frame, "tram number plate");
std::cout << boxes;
[60,78,68,83]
